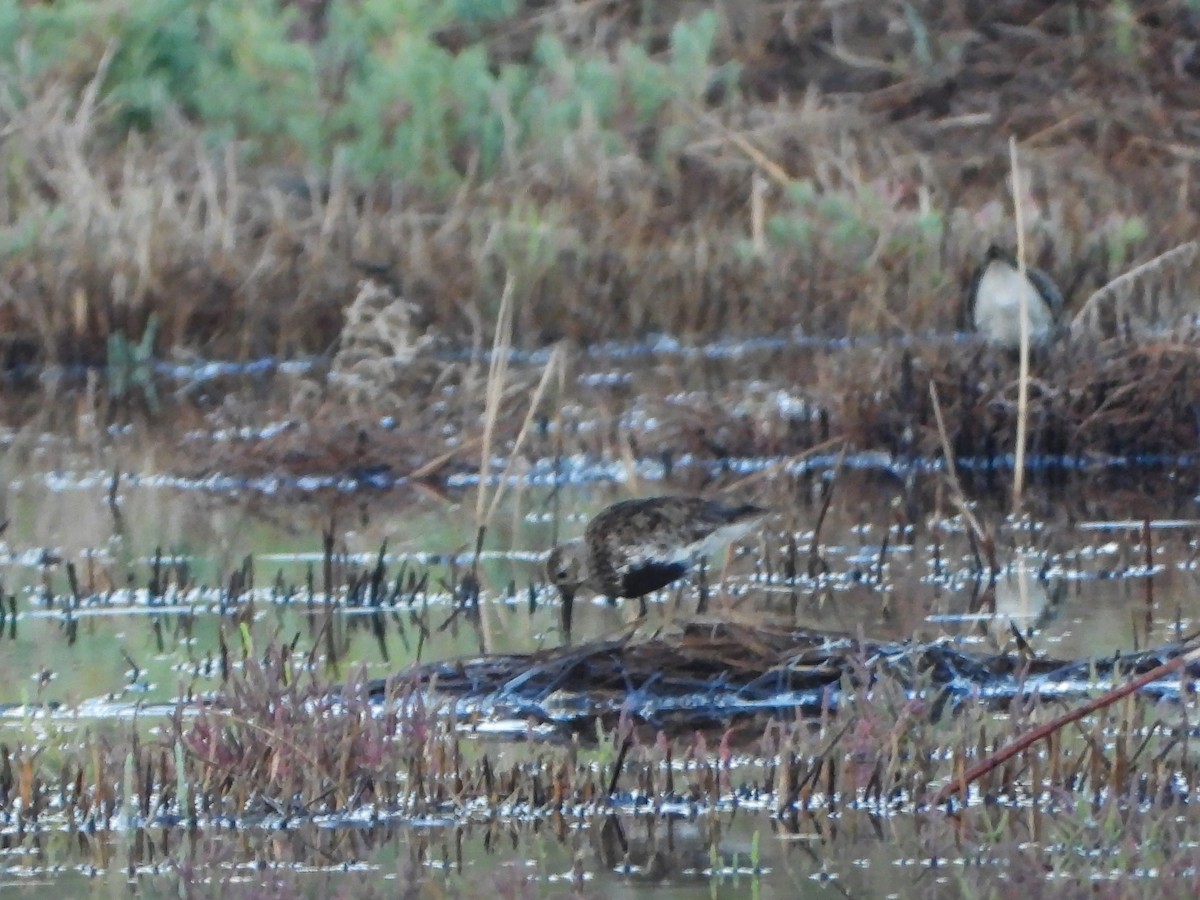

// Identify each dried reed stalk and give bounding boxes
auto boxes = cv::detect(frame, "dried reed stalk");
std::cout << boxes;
[1009,136,1030,517]
[928,381,989,552]
[475,275,516,530]
[484,343,564,524]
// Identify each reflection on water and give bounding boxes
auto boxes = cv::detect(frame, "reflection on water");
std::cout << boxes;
[0,802,997,898]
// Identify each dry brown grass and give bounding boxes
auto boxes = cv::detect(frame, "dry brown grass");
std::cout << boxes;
[0,3,1198,369]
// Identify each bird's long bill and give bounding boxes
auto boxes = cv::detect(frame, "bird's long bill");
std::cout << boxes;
[559,587,576,643]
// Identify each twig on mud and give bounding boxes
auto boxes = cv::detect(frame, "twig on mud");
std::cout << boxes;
[683,101,792,187]
[929,382,993,571]
[719,436,844,496]
[930,638,1200,807]
[409,432,486,481]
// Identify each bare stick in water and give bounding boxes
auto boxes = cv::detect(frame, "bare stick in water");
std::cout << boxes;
[1009,136,1030,517]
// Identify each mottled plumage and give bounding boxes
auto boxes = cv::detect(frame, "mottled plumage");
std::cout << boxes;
[546,496,769,639]
[966,245,1065,350]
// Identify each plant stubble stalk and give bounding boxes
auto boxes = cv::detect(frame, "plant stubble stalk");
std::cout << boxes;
[1010,136,1030,516]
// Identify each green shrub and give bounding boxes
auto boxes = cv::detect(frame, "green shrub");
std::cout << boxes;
[1,1,736,192]
[192,3,318,154]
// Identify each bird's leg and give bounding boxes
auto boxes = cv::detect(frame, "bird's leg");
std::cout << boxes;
[695,557,710,615]
[560,588,576,644]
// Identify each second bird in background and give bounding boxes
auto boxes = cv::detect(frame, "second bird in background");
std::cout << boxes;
[966,244,1065,350]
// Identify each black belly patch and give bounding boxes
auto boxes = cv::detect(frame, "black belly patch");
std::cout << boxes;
[617,561,689,598]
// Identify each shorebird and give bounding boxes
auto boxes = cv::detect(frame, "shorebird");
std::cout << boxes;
[966,245,1065,350]
[545,496,769,639]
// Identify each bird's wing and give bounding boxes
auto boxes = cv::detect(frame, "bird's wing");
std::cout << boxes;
[584,500,691,588]
[1026,266,1065,317]
[595,529,694,579]
[588,498,758,580]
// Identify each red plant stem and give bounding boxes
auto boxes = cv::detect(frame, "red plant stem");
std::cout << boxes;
[931,643,1200,807]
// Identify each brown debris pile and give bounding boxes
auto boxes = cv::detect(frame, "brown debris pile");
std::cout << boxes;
[394,621,1200,730]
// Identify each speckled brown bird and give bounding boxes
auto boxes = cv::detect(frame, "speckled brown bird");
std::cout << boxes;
[545,496,769,639]
[967,244,1065,349]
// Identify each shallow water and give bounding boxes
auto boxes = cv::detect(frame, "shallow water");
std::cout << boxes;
[0,806,1004,898]
[2,451,1195,709]
[3,337,1200,892]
